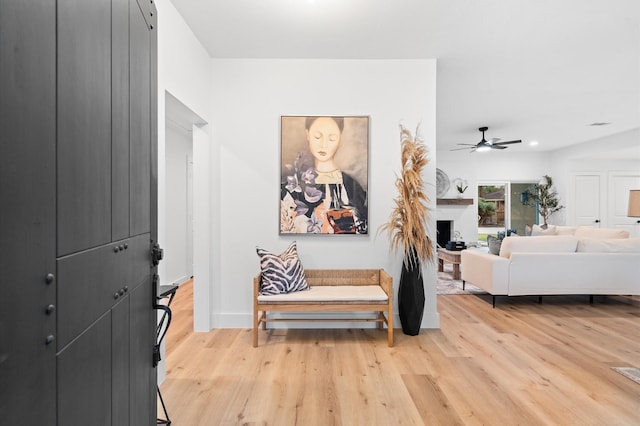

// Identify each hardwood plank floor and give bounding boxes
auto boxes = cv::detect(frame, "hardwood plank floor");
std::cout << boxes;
[160,281,640,425]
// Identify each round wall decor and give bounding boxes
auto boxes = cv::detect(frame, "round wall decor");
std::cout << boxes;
[436,168,450,198]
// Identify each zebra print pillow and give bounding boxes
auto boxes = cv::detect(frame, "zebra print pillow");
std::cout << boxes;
[256,241,309,295]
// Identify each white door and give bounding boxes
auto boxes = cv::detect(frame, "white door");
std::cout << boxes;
[573,174,602,227]
[608,172,640,237]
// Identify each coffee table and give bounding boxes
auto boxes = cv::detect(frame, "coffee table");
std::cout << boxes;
[437,247,462,280]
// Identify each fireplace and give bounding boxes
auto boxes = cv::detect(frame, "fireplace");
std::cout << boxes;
[436,220,453,248]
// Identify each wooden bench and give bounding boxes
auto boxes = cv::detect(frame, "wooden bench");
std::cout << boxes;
[253,269,393,347]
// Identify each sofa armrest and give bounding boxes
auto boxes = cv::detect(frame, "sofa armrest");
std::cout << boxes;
[461,249,510,295]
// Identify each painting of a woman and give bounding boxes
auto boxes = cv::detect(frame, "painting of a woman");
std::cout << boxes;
[280,115,369,234]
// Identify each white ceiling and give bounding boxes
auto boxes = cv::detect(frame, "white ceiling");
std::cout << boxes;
[169,0,640,157]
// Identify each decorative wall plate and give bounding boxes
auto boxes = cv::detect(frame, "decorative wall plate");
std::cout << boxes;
[436,168,450,198]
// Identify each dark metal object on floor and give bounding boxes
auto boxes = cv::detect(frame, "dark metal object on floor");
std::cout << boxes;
[155,284,178,425]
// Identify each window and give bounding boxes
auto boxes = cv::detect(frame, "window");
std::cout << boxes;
[478,181,537,239]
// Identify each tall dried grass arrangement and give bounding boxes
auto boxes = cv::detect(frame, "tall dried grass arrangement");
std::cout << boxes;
[380,125,434,268]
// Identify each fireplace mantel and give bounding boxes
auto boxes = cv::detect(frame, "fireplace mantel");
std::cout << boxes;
[437,198,473,205]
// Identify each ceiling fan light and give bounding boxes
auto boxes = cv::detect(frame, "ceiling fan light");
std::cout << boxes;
[476,145,491,152]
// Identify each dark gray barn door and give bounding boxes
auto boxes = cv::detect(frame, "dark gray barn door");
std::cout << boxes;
[0,0,158,424]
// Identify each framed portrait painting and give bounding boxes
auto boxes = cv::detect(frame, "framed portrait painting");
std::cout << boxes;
[280,115,369,235]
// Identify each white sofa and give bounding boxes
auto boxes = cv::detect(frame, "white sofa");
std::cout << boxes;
[461,226,640,307]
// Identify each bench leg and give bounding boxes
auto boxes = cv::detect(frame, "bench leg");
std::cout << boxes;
[253,309,260,347]
[387,313,394,347]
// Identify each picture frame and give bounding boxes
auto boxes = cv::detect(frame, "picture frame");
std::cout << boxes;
[280,115,369,235]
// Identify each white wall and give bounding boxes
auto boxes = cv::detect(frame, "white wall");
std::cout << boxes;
[210,58,439,329]
[157,0,216,332]
[164,122,192,284]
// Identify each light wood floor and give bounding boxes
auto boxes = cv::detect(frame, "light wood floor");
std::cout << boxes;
[160,281,640,425]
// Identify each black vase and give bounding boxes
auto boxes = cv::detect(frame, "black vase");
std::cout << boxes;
[398,258,425,336]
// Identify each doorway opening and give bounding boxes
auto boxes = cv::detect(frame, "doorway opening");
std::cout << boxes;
[161,92,208,381]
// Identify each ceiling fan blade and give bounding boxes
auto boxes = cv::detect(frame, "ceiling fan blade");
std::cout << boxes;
[493,139,522,146]
[456,128,523,152]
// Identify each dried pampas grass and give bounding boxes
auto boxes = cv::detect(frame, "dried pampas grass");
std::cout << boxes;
[380,124,434,268]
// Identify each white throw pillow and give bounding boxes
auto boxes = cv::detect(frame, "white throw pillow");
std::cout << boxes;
[555,226,578,235]
[531,224,557,236]
[574,227,630,239]
[577,238,640,253]
[499,235,578,258]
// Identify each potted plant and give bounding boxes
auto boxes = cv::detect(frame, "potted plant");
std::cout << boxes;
[454,178,468,198]
[525,174,564,228]
[380,124,434,336]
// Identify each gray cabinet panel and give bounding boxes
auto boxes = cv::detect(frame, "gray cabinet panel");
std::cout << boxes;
[150,0,159,243]
[57,234,149,350]
[135,0,155,29]
[57,0,112,255]
[127,233,152,291]
[130,0,152,236]
[129,278,155,425]
[112,297,131,425]
[57,241,126,349]
[58,312,111,426]
[112,0,131,241]
[0,0,57,422]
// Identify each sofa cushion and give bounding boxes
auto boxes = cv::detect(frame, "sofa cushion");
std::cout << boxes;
[499,235,578,258]
[577,238,640,253]
[531,224,557,236]
[574,226,629,239]
[256,241,309,295]
[257,285,388,302]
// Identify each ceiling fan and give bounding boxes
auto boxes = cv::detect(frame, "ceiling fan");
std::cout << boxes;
[451,126,522,152]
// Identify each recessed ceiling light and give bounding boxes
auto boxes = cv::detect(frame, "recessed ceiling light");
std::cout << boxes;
[529,141,539,146]
[588,122,611,126]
